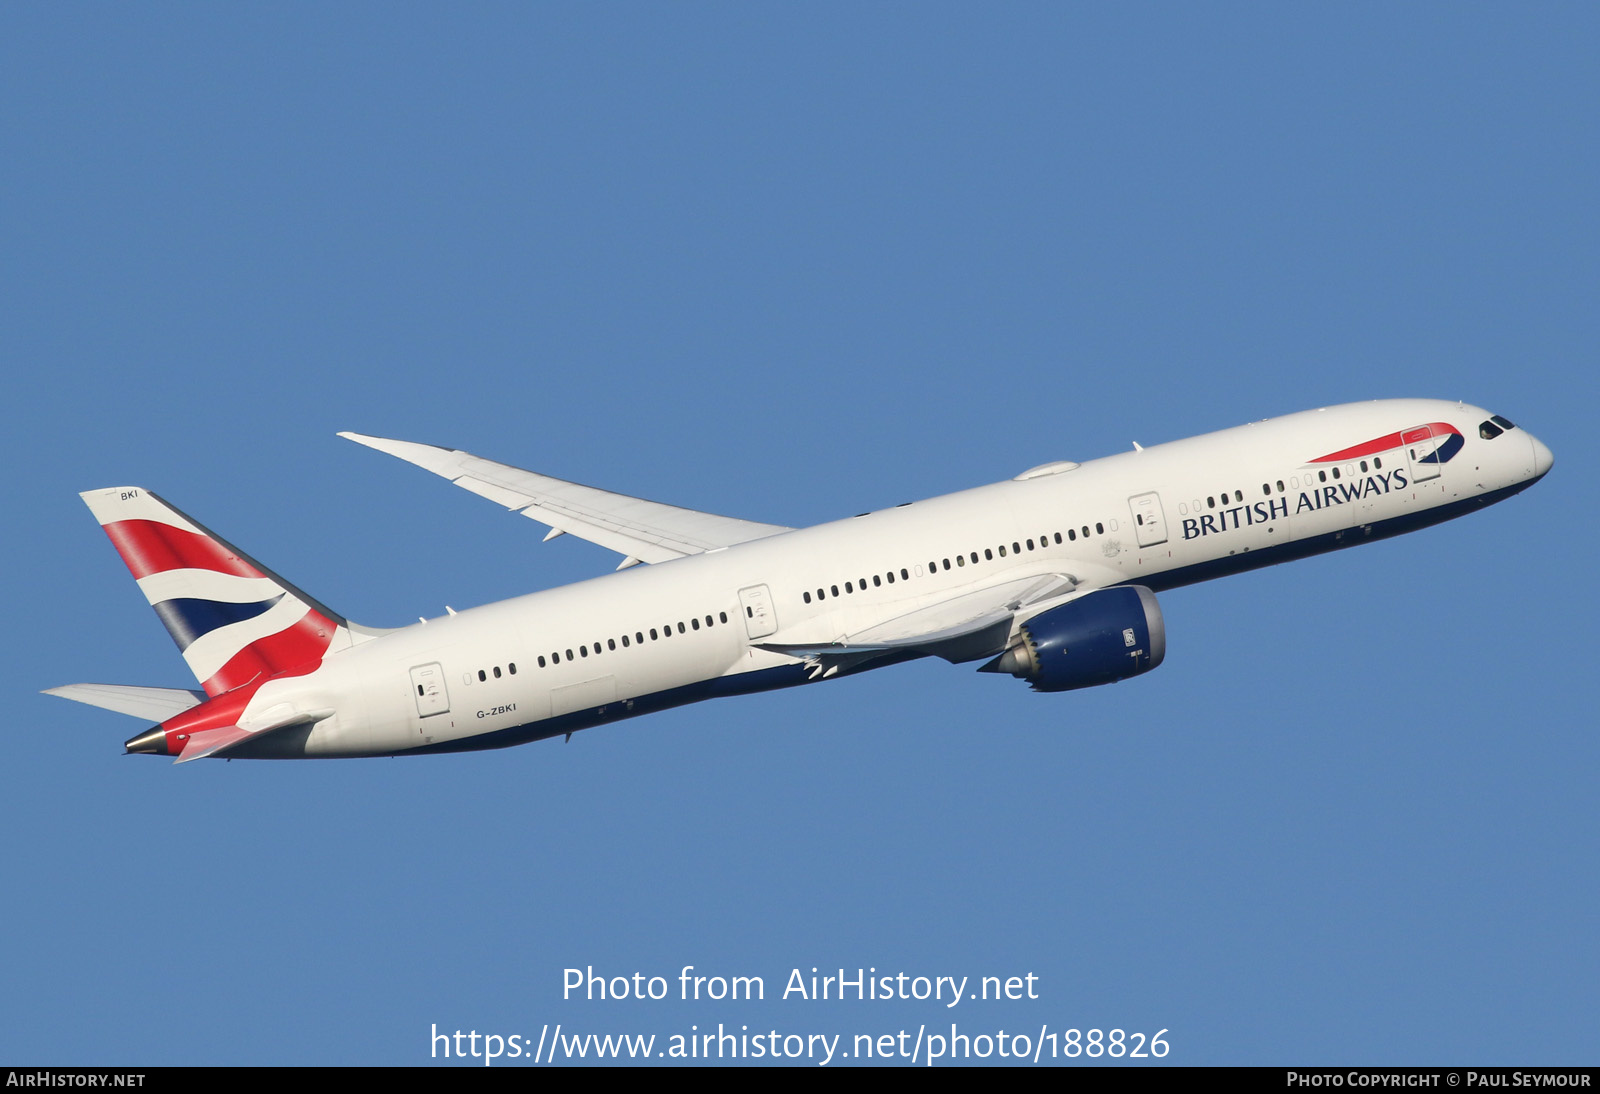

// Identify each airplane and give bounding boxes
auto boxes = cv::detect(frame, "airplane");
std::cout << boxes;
[47,398,1552,763]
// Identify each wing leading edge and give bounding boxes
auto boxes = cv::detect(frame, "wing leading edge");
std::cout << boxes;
[340,433,792,568]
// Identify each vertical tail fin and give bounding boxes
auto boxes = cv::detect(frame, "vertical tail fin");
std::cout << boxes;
[80,487,353,697]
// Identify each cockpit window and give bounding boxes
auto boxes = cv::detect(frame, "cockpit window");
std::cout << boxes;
[1491,415,1516,431]
[1480,419,1504,440]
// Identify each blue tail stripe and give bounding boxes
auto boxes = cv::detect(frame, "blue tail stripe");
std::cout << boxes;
[152,594,286,652]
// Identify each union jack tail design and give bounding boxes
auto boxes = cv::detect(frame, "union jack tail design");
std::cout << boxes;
[80,487,353,698]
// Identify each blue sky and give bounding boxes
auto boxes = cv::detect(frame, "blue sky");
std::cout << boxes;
[4,3,1595,1066]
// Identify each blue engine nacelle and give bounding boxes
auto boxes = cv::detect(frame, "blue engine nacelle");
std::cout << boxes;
[983,585,1166,692]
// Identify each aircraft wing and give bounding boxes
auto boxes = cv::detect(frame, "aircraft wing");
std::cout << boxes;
[757,573,1084,677]
[340,433,792,568]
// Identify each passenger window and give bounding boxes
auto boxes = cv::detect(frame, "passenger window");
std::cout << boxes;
[985,548,994,560]
[1095,522,1104,534]
[538,655,546,667]
[691,618,700,630]
[1068,529,1076,541]
[580,646,588,658]
[1318,470,1327,482]
[493,666,502,678]
[1026,539,1035,550]
[478,670,486,682]
[1207,497,1215,509]
[719,612,727,624]
[509,663,516,674]
[650,629,658,640]
[831,585,839,597]
[845,581,853,594]
[636,632,644,644]
[970,552,979,564]
[956,555,965,567]
[552,652,560,664]
[706,615,713,627]
[608,639,616,650]
[1082,526,1090,538]
[1234,491,1242,502]
[873,575,881,587]
[1277,480,1285,492]
[1372,458,1382,470]
[621,636,629,648]
[1360,460,1368,472]
[677,622,685,634]
[804,591,812,603]
[817,588,825,600]
[900,568,909,580]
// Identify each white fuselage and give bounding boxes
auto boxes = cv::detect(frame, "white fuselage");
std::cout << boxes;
[237,399,1551,758]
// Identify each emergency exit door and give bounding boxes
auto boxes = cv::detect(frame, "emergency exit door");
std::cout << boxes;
[1405,425,1443,482]
[409,662,450,718]
[1128,492,1169,547]
[738,584,778,639]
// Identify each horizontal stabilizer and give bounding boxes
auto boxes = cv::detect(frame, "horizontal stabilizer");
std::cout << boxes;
[45,684,206,721]
[339,432,792,564]
[174,725,253,764]
[173,705,334,764]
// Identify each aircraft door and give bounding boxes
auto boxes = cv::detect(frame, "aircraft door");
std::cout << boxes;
[1128,492,1169,547]
[738,584,778,639]
[409,663,450,719]
[1405,425,1442,482]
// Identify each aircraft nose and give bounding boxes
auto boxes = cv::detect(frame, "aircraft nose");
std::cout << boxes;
[1528,433,1554,480]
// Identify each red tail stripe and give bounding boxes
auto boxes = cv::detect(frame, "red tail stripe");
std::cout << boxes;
[102,519,264,581]
[160,658,325,751]
[199,612,337,697]
[160,678,264,749]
